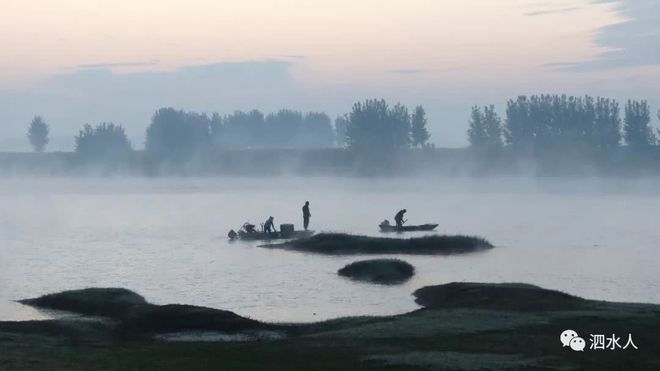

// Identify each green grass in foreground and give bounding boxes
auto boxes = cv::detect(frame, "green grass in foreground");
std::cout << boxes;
[2,283,659,370]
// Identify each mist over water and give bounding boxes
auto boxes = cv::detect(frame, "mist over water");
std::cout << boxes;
[1,176,659,322]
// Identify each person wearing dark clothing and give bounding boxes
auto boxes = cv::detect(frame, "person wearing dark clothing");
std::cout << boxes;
[302,201,311,231]
[264,216,276,233]
[243,222,256,233]
[394,209,407,228]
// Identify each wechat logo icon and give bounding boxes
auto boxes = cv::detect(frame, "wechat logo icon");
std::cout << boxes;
[560,329,585,352]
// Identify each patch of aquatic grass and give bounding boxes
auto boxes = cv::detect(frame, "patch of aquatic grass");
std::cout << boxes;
[120,304,271,334]
[414,282,584,311]
[338,259,414,285]
[20,288,275,335]
[19,288,146,318]
[264,233,493,255]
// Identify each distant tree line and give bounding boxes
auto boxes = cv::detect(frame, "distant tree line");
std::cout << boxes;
[143,107,337,162]
[147,108,337,153]
[25,99,433,165]
[145,100,430,162]
[467,94,660,155]
[337,99,431,159]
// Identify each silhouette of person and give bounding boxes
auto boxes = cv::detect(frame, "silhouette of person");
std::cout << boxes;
[243,222,256,233]
[302,201,311,231]
[394,209,407,228]
[264,216,276,233]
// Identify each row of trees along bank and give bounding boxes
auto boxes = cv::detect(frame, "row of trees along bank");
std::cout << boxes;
[24,99,431,164]
[468,94,660,155]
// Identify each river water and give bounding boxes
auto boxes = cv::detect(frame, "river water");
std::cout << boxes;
[1,177,658,322]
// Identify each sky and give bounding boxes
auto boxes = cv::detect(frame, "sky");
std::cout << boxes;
[1,0,659,150]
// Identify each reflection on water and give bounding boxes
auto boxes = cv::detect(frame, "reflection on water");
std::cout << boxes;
[0,177,659,322]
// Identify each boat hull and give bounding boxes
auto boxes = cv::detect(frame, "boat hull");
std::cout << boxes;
[232,230,315,241]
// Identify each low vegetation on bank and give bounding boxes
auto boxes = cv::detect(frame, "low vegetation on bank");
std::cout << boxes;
[19,288,278,337]
[3,282,660,370]
[337,259,415,285]
[413,282,584,311]
[262,233,493,255]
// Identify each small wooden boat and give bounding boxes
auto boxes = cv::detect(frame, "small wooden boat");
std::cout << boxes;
[228,222,314,241]
[230,229,314,241]
[379,221,438,233]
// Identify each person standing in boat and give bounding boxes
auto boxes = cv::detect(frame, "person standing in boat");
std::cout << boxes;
[302,201,311,231]
[264,216,277,233]
[394,209,407,228]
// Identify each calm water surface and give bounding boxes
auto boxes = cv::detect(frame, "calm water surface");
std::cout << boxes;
[1,177,659,322]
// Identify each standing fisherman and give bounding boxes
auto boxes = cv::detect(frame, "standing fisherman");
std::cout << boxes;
[302,201,311,231]
[394,209,407,228]
[263,216,277,233]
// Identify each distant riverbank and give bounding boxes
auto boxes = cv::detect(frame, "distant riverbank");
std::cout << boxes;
[3,147,660,177]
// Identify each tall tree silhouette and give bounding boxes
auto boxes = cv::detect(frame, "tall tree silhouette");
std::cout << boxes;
[500,94,627,154]
[264,109,304,148]
[624,100,656,148]
[468,106,486,148]
[145,108,211,161]
[593,97,621,152]
[345,99,411,157]
[216,110,265,149]
[27,116,49,152]
[301,112,334,148]
[75,122,132,160]
[334,114,350,148]
[411,106,431,148]
[504,96,533,152]
[468,105,502,150]
[482,105,503,149]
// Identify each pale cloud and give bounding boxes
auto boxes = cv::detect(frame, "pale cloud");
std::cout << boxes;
[568,0,660,71]
[387,69,432,75]
[78,61,160,69]
[525,7,580,16]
